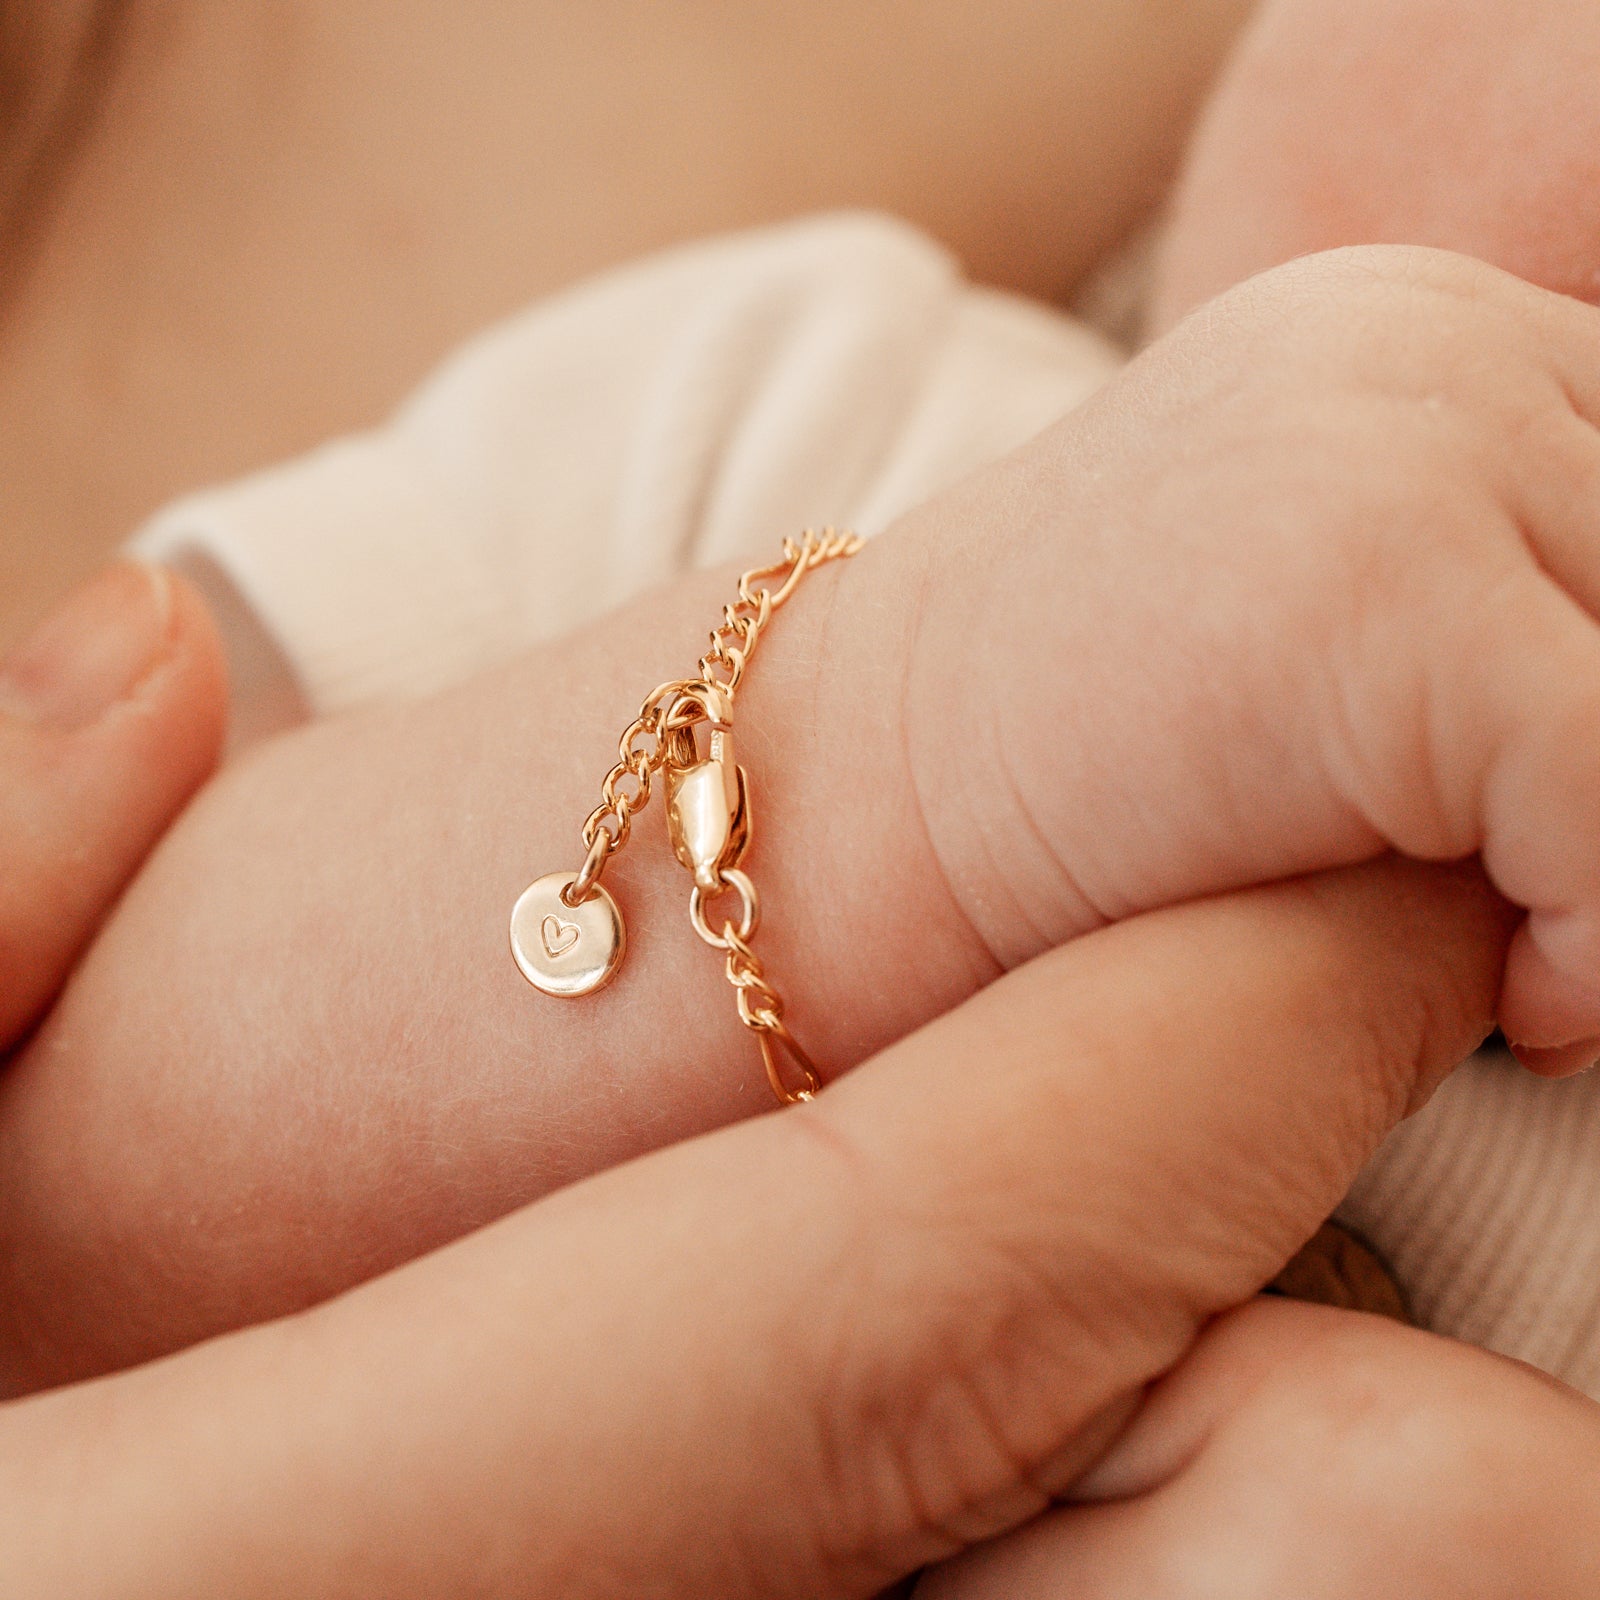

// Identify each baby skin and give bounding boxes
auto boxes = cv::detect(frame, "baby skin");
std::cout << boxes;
[920,1293,1600,1597]
[5,241,1600,1392]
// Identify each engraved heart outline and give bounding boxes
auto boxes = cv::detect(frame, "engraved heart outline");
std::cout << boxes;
[540,913,580,960]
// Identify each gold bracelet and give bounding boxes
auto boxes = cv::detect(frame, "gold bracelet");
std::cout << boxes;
[510,528,862,1104]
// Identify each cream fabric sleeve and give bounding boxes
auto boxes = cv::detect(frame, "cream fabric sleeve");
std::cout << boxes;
[133,212,1120,716]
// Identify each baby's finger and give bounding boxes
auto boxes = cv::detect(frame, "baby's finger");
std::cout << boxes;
[1500,407,1600,624]
[0,564,227,1048]
[1446,573,1600,1062]
[1525,280,1600,435]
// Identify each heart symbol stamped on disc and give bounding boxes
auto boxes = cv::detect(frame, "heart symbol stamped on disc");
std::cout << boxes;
[510,872,625,998]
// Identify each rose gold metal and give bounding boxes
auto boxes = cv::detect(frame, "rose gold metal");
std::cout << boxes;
[688,868,761,949]
[665,686,750,893]
[756,1019,823,1105]
[563,828,613,907]
[511,529,863,1103]
[510,871,625,997]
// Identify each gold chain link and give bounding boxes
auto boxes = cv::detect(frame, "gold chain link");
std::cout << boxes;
[563,528,861,1101]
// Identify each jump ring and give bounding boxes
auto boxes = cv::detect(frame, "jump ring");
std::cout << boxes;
[688,868,760,950]
[564,829,612,906]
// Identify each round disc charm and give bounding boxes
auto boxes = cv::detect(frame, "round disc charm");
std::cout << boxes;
[510,872,625,997]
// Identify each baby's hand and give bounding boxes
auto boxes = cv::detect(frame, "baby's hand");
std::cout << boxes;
[908,243,1600,1070]
[3,243,1593,1385]
[920,1296,1600,1599]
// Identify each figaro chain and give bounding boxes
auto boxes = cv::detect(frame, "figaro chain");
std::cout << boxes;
[509,529,863,1104]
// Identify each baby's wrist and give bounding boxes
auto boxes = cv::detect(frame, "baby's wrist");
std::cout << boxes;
[891,441,1113,973]
[637,532,1004,1078]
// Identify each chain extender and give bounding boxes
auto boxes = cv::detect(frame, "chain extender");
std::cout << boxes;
[508,528,863,1103]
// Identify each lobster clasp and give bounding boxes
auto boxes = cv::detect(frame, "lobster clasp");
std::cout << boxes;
[663,685,752,892]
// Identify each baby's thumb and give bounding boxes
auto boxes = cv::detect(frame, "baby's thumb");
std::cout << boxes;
[0,562,228,1048]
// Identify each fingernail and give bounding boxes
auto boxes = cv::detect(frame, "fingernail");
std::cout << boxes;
[1509,1036,1600,1077]
[0,562,172,731]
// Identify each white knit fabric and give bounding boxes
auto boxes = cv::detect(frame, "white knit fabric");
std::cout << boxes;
[137,213,1118,713]
[134,210,1600,1398]
[1343,1050,1600,1395]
